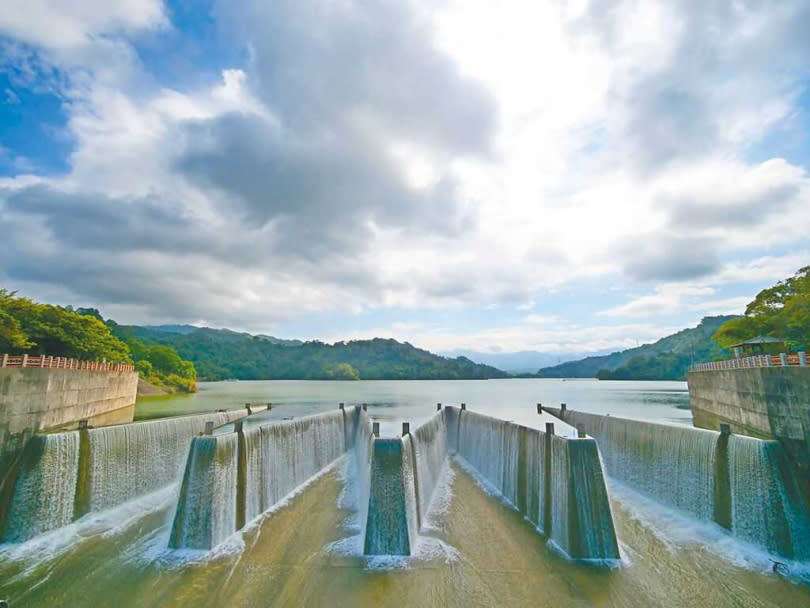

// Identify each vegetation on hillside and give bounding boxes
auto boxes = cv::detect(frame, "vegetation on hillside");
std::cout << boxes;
[0,290,197,393]
[714,266,809,351]
[537,316,736,380]
[0,289,130,361]
[122,325,508,381]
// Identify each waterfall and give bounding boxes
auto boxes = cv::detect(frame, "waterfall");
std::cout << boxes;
[559,409,810,561]
[408,411,448,520]
[1,410,245,544]
[169,435,238,550]
[86,412,237,513]
[559,411,717,521]
[171,408,353,550]
[2,433,79,542]
[454,409,619,560]
[244,410,347,523]
[364,439,410,555]
[729,435,810,560]
[353,409,374,539]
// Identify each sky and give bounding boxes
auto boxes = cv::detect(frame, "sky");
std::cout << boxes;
[0,0,809,358]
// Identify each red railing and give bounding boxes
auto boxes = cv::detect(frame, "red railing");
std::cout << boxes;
[690,352,807,372]
[0,354,134,372]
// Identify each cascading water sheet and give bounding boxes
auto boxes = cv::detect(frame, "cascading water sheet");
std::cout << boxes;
[559,409,810,562]
[729,435,810,560]
[2,433,80,542]
[561,411,717,521]
[169,434,238,550]
[87,412,235,513]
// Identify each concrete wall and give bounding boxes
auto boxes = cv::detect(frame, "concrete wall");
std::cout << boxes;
[1,367,138,489]
[687,367,810,467]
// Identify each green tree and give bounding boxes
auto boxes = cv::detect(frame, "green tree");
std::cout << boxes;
[0,290,130,361]
[0,289,34,351]
[324,362,360,380]
[714,266,810,350]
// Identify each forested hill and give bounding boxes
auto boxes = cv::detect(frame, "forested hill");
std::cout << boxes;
[536,315,738,380]
[118,325,508,381]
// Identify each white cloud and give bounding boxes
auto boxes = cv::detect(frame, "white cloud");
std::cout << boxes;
[0,0,165,50]
[1,0,809,351]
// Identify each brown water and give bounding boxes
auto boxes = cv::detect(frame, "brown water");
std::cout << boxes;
[2,457,807,607]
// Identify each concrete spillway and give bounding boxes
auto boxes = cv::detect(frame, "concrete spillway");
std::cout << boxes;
[359,407,620,561]
[0,410,245,543]
[550,408,810,561]
[170,407,357,549]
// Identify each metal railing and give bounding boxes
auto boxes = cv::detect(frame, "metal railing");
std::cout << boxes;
[690,352,807,372]
[0,354,134,372]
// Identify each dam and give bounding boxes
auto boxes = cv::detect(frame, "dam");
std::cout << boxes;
[1,380,809,606]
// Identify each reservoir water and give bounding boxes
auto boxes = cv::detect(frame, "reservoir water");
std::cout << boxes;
[2,379,808,606]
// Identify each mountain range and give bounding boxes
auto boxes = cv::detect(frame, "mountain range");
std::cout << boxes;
[535,315,737,380]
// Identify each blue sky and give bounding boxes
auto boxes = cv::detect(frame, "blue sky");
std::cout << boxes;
[1,0,809,357]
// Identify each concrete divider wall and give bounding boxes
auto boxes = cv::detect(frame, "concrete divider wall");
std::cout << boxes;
[0,409,246,543]
[170,407,359,550]
[551,408,810,560]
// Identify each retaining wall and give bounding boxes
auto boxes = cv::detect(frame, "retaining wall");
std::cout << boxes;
[1,367,139,494]
[687,366,810,468]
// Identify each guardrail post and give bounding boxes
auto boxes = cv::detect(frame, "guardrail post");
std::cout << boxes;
[461,403,466,410]
[402,422,410,436]
[339,403,344,411]
[537,403,542,414]
[204,421,214,435]
[800,352,807,366]
[545,422,555,435]
[1,354,6,367]
[780,353,788,366]
[372,422,380,437]
[560,402,567,413]
[437,403,442,410]
[576,424,586,438]
[21,354,28,368]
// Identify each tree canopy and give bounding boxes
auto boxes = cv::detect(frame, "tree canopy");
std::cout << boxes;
[0,290,197,393]
[0,289,130,361]
[714,266,810,351]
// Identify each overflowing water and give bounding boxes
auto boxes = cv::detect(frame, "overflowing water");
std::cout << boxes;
[558,409,810,560]
[170,408,355,549]
[2,380,810,606]
[454,409,619,560]
[243,409,349,523]
[2,433,80,542]
[86,411,241,513]
[729,435,810,559]
[1,410,244,543]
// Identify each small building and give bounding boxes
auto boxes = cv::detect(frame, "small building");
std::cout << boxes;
[730,335,786,358]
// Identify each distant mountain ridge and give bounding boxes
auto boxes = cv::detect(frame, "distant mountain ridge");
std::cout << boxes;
[142,324,303,346]
[536,315,738,380]
[120,325,507,381]
[439,349,600,373]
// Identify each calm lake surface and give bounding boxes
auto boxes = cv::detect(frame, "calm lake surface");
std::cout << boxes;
[135,378,693,433]
[5,379,808,607]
